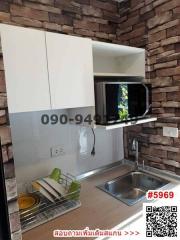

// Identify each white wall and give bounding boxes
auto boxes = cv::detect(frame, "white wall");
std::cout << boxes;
[9,109,124,190]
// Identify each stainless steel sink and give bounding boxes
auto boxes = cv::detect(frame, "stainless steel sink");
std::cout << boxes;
[97,171,169,206]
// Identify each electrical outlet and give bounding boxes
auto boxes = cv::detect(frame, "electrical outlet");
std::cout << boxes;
[163,127,179,138]
[51,146,65,157]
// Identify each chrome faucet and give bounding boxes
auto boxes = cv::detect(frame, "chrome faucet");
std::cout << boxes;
[131,138,139,170]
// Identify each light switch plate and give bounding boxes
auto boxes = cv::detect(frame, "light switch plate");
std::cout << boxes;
[163,127,179,138]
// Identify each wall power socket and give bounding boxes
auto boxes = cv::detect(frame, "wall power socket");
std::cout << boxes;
[51,146,65,157]
[163,127,179,138]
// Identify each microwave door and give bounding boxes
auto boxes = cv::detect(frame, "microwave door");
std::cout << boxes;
[105,84,120,123]
[95,81,151,124]
[105,84,130,123]
[0,140,11,240]
[128,84,147,119]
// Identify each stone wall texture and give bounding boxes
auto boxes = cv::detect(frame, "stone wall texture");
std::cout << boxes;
[0,0,180,239]
[0,39,21,240]
[117,0,180,174]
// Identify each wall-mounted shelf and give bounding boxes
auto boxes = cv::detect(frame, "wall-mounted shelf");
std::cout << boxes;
[95,117,157,130]
[93,40,145,77]
[94,72,143,77]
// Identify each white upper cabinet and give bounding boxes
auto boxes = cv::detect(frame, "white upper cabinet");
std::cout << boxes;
[0,24,145,114]
[0,24,51,113]
[46,32,94,109]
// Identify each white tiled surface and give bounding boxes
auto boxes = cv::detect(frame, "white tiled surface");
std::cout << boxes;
[9,109,124,189]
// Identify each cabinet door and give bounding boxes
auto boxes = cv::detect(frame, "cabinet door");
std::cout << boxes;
[0,24,51,113]
[46,32,94,109]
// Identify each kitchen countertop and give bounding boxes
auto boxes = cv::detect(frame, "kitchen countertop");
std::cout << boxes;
[23,164,144,240]
[23,163,180,240]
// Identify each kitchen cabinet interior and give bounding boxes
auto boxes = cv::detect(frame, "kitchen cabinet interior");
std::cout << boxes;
[93,41,145,77]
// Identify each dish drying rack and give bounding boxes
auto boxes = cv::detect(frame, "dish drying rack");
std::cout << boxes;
[20,173,81,232]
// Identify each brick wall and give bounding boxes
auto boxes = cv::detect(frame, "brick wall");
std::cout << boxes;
[0,0,122,40]
[0,42,21,239]
[117,0,180,174]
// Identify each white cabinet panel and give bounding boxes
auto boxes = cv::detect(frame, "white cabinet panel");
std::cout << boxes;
[0,24,51,113]
[46,32,94,109]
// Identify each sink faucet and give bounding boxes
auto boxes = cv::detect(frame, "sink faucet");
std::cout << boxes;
[131,138,139,170]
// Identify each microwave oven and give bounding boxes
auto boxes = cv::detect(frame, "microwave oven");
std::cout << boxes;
[94,77,152,125]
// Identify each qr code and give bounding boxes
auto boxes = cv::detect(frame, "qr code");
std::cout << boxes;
[146,206,177,237]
